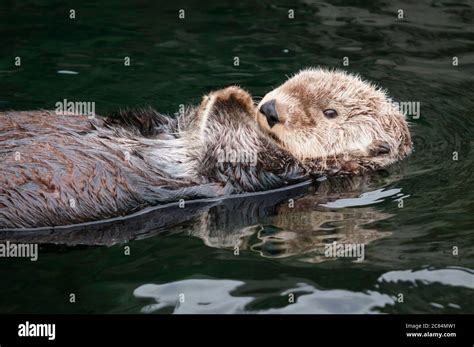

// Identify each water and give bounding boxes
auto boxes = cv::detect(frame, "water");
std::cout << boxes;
[0,0,473,314]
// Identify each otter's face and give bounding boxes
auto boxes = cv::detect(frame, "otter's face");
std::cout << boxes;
[257,68,412,164]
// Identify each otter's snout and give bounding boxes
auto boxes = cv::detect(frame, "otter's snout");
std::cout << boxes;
[260,99,279,127]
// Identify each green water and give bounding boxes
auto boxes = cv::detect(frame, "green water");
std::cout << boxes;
[0,0,473,313]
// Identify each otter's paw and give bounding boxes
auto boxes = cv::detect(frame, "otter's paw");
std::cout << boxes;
[212,86,253,104]
[201,86,256,118]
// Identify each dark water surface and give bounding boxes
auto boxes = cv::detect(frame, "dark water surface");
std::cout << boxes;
[0,0,473,313]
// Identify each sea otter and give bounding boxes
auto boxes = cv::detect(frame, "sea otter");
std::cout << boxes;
[0,68,412,229]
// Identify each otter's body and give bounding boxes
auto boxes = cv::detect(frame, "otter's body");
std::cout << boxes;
[0,109,208,228]
[0,68,412,229]
[0,90,306,228]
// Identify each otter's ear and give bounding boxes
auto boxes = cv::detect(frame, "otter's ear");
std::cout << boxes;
[369,141,391,156]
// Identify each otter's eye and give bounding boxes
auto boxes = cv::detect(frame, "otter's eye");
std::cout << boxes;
[323,109,338,118]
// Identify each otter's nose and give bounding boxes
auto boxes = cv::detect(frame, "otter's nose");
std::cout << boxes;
[259,99,279,127]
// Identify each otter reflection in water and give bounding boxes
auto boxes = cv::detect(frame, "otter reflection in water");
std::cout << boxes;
[187,175,396,263]
[1,175,401,264]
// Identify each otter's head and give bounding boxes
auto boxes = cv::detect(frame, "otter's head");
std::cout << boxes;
[256,68,412,168]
